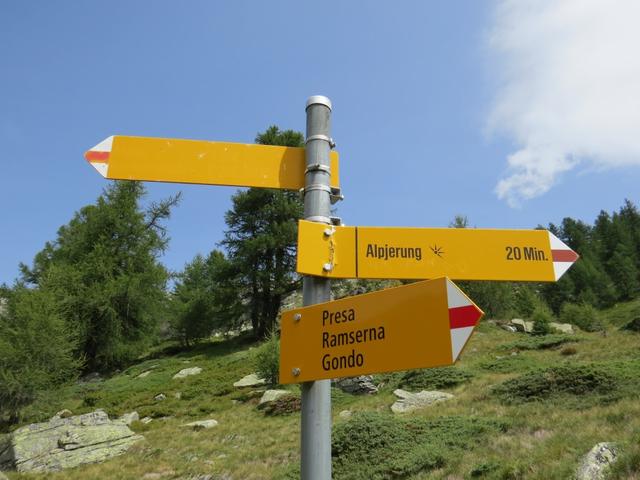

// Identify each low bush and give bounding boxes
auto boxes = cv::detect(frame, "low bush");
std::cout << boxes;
[530,307,554,336]
[621,317,640,332]
[479,355,533,373]
[491,364,618,404]
[332,412,507,478]
[262,395,301,416]
[254,331,280,385]
[560,303,604,332]
[397,366,473,391]
[499,334,575,351]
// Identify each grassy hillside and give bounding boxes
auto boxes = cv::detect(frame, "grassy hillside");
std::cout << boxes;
[4,301,640,479]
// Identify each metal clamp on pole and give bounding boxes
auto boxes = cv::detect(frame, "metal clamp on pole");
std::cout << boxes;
[306,215,333,224]
[304,184,332,195]
[305,163,331,175]
[330,186,344,204]
[305,134,336,149]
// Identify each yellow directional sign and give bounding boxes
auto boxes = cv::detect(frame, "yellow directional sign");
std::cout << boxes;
[297,220,579,282]
[279,277,483,384]
[84,135,340,190]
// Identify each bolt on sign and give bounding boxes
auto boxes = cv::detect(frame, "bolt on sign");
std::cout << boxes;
[296,220,579,282]
[85,135,340,191]
[279,277,483,384]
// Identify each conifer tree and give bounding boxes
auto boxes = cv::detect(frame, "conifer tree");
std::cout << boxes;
[220,126,304,338]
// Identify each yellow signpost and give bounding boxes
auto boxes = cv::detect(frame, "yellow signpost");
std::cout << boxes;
[280,277,483,384]
[297,220,579,282]
[85,135,340,190]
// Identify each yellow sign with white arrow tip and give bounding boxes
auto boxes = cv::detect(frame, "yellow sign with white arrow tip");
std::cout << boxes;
[279,277,483,384]
[85,135,340,190]
[297,220,579,282]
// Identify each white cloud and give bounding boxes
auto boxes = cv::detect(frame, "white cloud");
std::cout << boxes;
[487,0,640,207]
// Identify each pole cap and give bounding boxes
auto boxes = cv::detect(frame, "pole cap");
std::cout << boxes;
[306,95,332,111]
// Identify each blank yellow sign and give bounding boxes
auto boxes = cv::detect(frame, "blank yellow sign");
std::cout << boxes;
[85,135,340,190]
[279,277,483,383]
[297,220,579,282]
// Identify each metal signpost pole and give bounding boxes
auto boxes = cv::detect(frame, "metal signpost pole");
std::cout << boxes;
[300,95,334,479]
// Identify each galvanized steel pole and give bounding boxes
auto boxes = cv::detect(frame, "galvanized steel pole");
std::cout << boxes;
[301,95,333,479]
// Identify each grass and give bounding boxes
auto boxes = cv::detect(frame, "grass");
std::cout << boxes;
[3,300,640,479]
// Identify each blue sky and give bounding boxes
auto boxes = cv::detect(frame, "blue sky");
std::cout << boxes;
[2,1,640,285]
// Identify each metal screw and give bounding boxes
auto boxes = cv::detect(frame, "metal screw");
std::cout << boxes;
[293,313,302,322]
[323,228,334,237]
[323,263,333,272]
[292,368,301,377]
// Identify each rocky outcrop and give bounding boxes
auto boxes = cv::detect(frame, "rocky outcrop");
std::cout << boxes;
[258,390,291,406]
[172,367,202,379]
[181,419,218,430]
[391,389,453,414]
[233,373,266,388]
[333,376,378,394]
[575,443,618,480]
[549,322,574,334]
[511,319,533,333]
[0,410,143,473]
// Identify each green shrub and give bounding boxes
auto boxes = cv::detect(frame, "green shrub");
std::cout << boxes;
[499,334,575,351]
[560,303,604,332]
[479,355,532,373]
[492,364,618,404]
[254,331,280,385]
[530,307,553,336]
[397,366,473,391]
[261,395,300,416]
[332,412,507,479]
[621,317,640,332]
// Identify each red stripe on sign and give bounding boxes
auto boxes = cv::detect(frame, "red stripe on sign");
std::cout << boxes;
[551,249,579,262]
[85,151,110,162]
[449,305,481,329]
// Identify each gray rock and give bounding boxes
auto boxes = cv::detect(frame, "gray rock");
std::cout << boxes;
[258,390,291,406]
[172,367,202,379]
[51,409,73,420]
[173,392,182,399]
[137,370,152,378]
[117,411,139,426]
[181,419,218,430]
[333,376,378,394]
[154,393,166,401]
[511,318,533,333]
[501,324,519,333]
[338,410,352,420]
[140,417,153,425]
[233,373,267,388]
[391,389,453,414]
[575,443,618,480]
[0,410,143,473]
[549,322,574,334]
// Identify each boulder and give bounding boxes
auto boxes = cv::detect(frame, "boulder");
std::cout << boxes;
[511,318,533,333]
[575,443,618,480]
[391,389,453,414]
[333,376,378,394]
[258,390,291,406]
[172,367,202,379]
[233,373,266,388]
[181,419,218,431]
[501,324,518,333]
[549,322,574,334]
[117,412,139,426]
[0,410,143,473]
[51,409,73,420]
[154,393,166,401]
